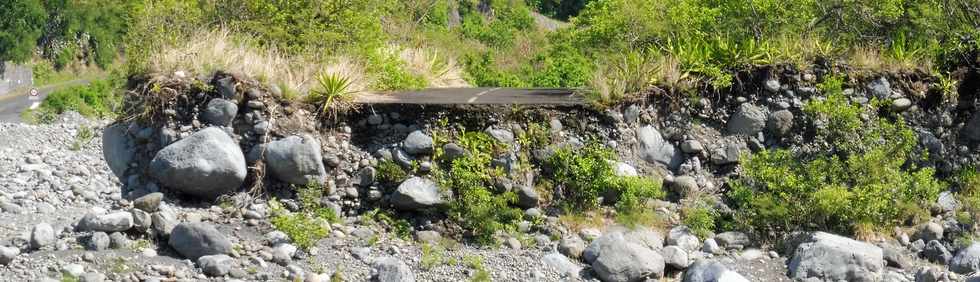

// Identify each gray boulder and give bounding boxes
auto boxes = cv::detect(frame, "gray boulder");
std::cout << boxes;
[766,110,794,136]
[542,252,582,278]
[201,98,238,126]
[951,243,980,274]
[914,222,944,242]
[85,232,110,251]
[667,226,701,252]
[77,211,134,232]
[102,123,136,179]
[788,232,884,282]
[714,232,751,249]
[486,127,515,144]
[516,185,540,208]
[198,254,234,277]
[663,246,690,269]
[683,260,750,282]
[726,103,767,136]
[402,130,434,155]
[922,240,952,264]
[265,135,327,186]
[0,246,17,265]
[133,192,164,212]
[372,257,415,282]
[168,222,233,260]
[559,236,587,259]
[30,223,55,250]
[390,177,445,211]
[868,77,892,99]
[590,234,665,282]
[636,126,683,170]
[149,127,246,199]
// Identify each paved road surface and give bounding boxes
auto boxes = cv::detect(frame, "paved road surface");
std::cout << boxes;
[355,87,583,105]
[0,79,90,123]
[0,85,579,123]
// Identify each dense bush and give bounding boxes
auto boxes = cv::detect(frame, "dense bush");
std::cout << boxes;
[729,80,943,237]
[437,131,524,244]
[0,0,47,63]
[546,144,664,213]
[25,78,121,124]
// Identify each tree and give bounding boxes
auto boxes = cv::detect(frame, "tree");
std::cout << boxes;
[0,0,46,63]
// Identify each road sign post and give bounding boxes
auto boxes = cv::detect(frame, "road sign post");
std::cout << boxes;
[28,88,39,101]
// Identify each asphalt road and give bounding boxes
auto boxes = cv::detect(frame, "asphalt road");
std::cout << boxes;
[355,87,583,105]
[0,79,90,123]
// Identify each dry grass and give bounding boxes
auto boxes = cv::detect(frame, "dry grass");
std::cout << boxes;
[147,29,321,94]
[397,46,470,88]
[847,46,932,73]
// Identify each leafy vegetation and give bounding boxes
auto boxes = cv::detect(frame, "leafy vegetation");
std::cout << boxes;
[269,182,339,250]
[437,131,523,244]
[729,76,943,238]
[955,167,980,229]
[546,144,664,213]
[23,78,121,124]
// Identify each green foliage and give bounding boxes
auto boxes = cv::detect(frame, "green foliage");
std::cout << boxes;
[529,0,593,20]
[437,131,523,244]
[0,0,46,63]
[528,43,593,88]
[270,182,339,250]
[41,0,134,68]
[70,125,95,151]
[546,144,664,212]
[462,52,527,87]
[365,48,428,91]
[214,0,387,55]
[681,200,717,238]
[420,243,448,270]
[307,72,355,115]
[459,0,535,48]
[729,114,942,237]
[463,255,492,282]
[955,167,980,227]
[363,209,413,240]
[27,79,121,124]
[376,160,409,187]
[269,198,332,250]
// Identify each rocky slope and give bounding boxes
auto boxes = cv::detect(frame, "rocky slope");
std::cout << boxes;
[1,65,980,282]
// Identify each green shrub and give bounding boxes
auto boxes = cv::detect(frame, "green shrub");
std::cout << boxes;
[546,144,665,213]
[436,131,523,244]
[528,43,594,88]
[462,52,527,87]
[729,109,942,237]
[955,167,980,227]
[269,199,331,250]
[681,201,717,239]
[0,0,47,63]
[365,48,428,91]
[376,160,409,187]
[27,79,122,123]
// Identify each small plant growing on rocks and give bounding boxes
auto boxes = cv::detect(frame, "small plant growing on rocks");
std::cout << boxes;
[307,72,356,118]
[546,144,665,214]
[269,183,338,250]
[681,199,718,239]
[376,160,408,187]
[69,125,95,151]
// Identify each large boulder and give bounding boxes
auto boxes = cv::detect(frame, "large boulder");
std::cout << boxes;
[201,98,238,126]
[390,177,445,211]
[683,260,750,282]
[102,123,136,179]
[372,257,415,282]
[788,232,884,282]
[402,130,433,155]
[589,233,666,282]
[168,222,233,260]
[265,135,327,186]
[77,211,134,233]
[149,127,246,199]
[726,103,767,136]
[636,126,682,170]
[951,243,980,274]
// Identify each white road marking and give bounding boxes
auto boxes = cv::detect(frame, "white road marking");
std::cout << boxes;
[466,88,500,103]
[29,102,40,110]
